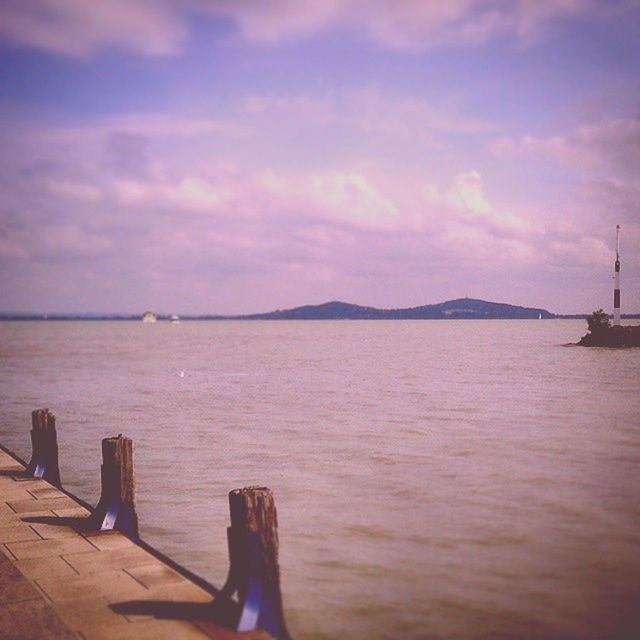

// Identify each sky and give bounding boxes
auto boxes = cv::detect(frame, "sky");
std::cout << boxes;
[0,0,639,315]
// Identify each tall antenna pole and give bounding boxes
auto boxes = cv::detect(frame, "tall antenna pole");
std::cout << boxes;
[613,224,621,326]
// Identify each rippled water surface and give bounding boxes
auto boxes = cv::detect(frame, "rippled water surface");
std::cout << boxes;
[1,320,639,639]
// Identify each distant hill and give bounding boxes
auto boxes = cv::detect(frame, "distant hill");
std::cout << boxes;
[0,298,565,321]
[239,298,555,320]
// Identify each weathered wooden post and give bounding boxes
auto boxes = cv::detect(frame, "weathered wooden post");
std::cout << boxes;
[219,486,291,639]
[90,435,139,539]
[26,409,61,487]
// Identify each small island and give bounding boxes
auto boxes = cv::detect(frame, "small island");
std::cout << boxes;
[578,309,640,347]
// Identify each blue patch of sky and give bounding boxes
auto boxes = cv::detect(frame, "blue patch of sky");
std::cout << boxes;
[0,8,637,132]
[0,45,171,120]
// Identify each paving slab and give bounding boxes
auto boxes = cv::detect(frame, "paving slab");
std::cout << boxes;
[0,524,42,544]
[0,456,24,473]
[6,536,97,560]
[29,521,86,540]
[27,486,69,500]
[7,496,80,515]
[84,530,136,551]
[36,570,149,604]
[63,545,154,573]
[82,619,213,640]
[125,562,187,589]
[0,554,43,604]
[0,485,38,501]
[13,555,80,580]
[52,506,91,517]
[1,598,79,640]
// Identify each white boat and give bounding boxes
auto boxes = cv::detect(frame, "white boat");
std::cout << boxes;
[141,311,157,323]
[170,315,180,324]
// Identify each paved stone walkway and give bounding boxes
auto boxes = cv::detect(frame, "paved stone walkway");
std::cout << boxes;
[0,448,271,640]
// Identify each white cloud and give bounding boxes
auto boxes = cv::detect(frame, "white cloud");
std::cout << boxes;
[308,172,398,229]
[422,170,531,234]
[2,101,636,314]
[256,169,400,230]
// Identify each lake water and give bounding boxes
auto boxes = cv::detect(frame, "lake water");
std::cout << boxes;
[1,319,639,639]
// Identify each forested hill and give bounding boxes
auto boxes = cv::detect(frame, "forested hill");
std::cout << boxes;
[240,298,555,320]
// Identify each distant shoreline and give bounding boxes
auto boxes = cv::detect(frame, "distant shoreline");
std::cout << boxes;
[2,314,640,321]
[2,298,639,322]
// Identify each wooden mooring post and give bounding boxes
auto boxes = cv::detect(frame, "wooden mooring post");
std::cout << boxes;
[26,408,61,487]
[220,486,291,639]
[19,409,293,637]
[90,435,139,539]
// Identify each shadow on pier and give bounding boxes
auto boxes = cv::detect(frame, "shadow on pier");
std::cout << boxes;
[110,598,242,633]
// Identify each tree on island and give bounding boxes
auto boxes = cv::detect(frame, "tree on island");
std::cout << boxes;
[586,309,610,336]
[579,308,640,347]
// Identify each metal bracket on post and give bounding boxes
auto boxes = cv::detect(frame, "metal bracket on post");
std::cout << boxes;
[219,486,291,640]
[90,435,139,539]
[26,409,61,487]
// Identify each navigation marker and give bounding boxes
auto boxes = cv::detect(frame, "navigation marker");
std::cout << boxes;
[614,224,621,326]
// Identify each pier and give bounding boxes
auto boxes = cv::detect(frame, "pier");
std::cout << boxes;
[0,410,288,640]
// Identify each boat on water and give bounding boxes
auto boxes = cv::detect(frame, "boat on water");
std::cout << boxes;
[141,311,157,323]
[170,315,180,324]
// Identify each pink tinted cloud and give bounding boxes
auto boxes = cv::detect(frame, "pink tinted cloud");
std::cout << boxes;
[0,0,612,57]
[421,170,532,236]
[199,0,342,45]
[1,99,635,314]
[0,0,185,57]
[203,0,594,51]
[491,117,640,175]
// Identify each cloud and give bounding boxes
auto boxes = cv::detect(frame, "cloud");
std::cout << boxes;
[44,222,114,255]
[308,172,399,228]
[203,0,604,51]
[491,117,640,175]
[240,86,496,154]
[344,86,496,139]
[42,114,248,147]
[1,99,635,314]
[548,236,611,268]
[0,0,185,57]
[422,170,532,235]
[112,175,235,213]
[254,169,400,230]
[45,178,102,202]
[200,0,342,45]
[244,94,335,126]
[0,0,622,57]
[105,132,150,178]
[580,177,640,225]
[489,116,640,272]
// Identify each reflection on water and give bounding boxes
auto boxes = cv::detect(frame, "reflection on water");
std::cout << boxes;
[1,320,639,639]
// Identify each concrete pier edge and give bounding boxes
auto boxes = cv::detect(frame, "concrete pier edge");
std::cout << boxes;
[0,440,273,640]
[0,440,224,597]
